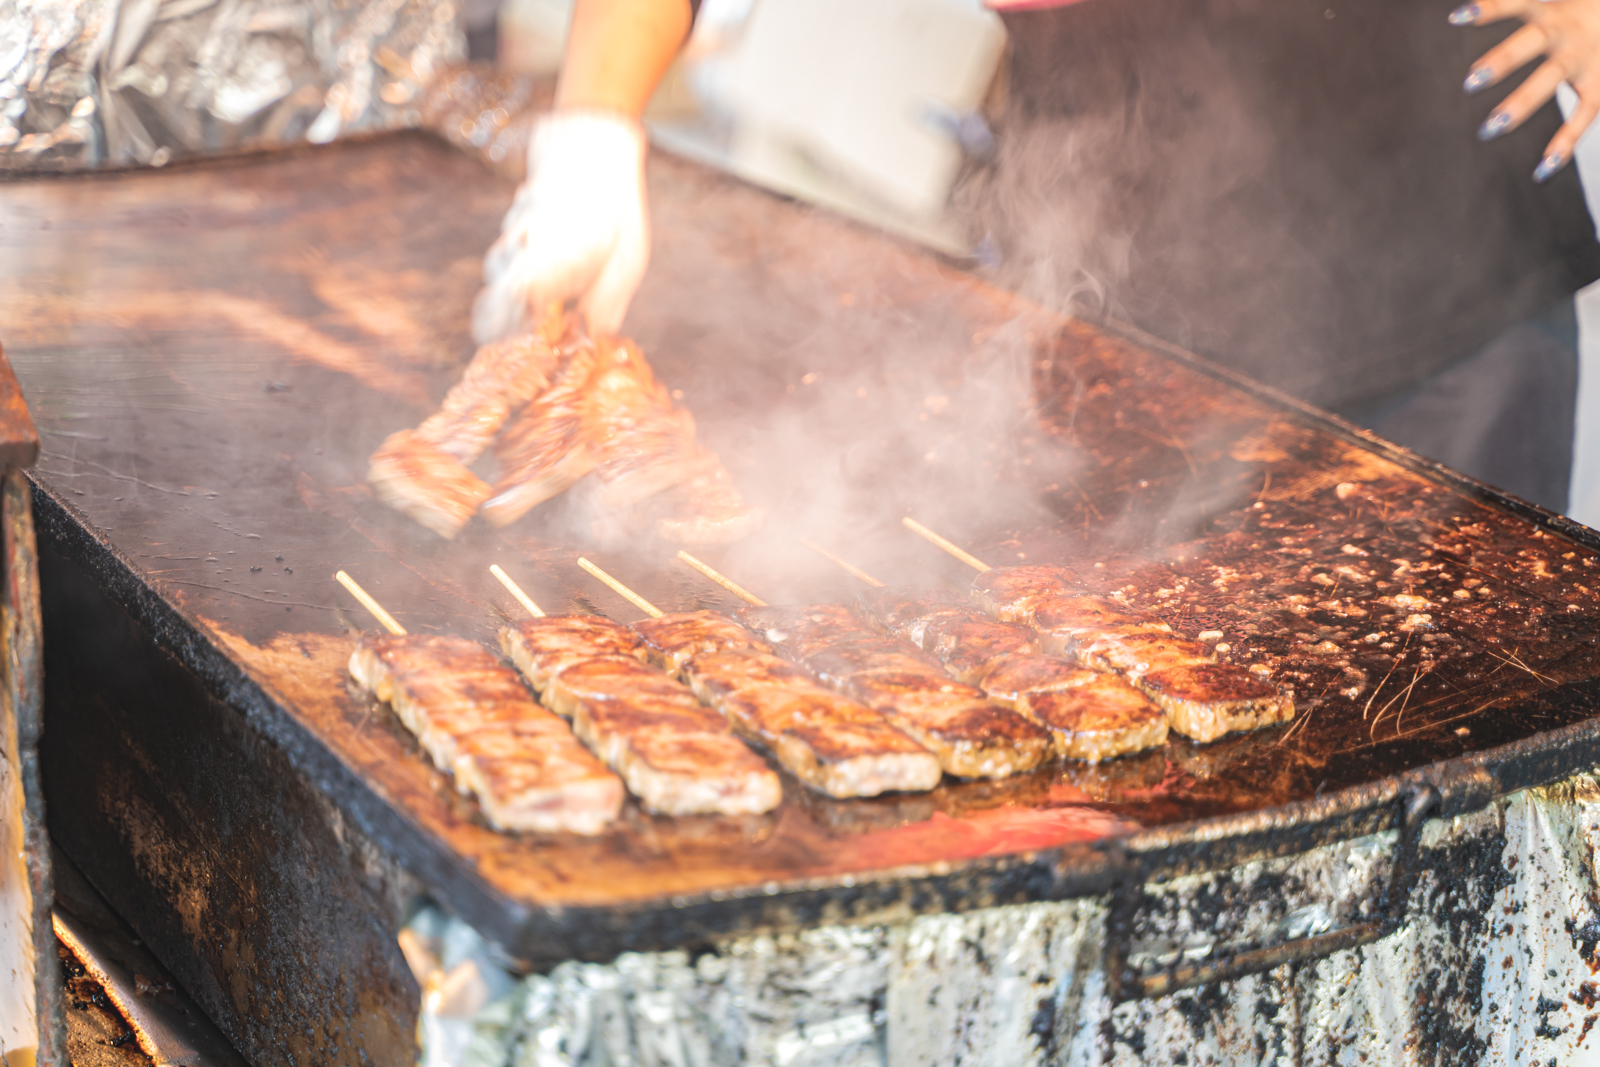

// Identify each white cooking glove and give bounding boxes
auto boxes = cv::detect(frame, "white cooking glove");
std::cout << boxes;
[473,111,650,342]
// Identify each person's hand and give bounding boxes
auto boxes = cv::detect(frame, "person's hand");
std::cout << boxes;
[1452,0,1600,180]
[472,111,649,342]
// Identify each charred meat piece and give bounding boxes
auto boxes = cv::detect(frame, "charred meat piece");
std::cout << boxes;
[633,610,770,674]
[482,337,602,528]
[452,721,628,835]
[745,603,1051,778]
[803,644,939,689]
[584,725,781,817]
[683,650,941,797]
[348,634,622,834]
[1074,632,1214,678]
[416,329,564,462]
[852,587,961,645]
[924,616,1040,685]
[978,655,1105,710]
[583,338,704,509]
[1018,674,1169,762]
[538,655,712,721]
[1030,595,1172,656]
[970,565,1084,623]
[846,670,1052,778]
[737,604,872,658]
[1138,664,1295,743]
[366,429,493,539]
[499,616,646,692]
[501,620,781,816]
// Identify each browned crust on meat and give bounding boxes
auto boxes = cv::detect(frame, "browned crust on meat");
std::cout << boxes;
[846,670,1052,778]
[977,657,1101,710]
[1074,632,1214,678]
[680,650,939,797]
[452,722,625,834]
[1138,664,1295,743]
[1029,596,1171,655]
[366,429,493,539]
[500,617,780,815]
[349,634,621,834]
[572,724,781,816]
[969,565,1083,622]
[541,656,715,722]
[1018,675,1168,761]
[498,616,646,692]
[927,617,1039,684]
[632,610,769,674]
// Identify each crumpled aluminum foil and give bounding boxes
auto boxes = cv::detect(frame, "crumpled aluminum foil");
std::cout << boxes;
[0,0,464,171]
[404,773,1600,1065]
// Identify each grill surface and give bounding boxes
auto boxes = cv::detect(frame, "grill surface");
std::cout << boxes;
[4,132,1600,969]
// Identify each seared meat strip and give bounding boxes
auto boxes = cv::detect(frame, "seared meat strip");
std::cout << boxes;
[366,430,493,539]
[1139,664,1295,743]
[416,330,563,461]
[499,615,646,692]
[922,615,1039,685]
[678,649,942,797]
[978,655,1100,710]
[855,591,1168,761]
[500,618,781,816]
[633,610,770,673]
[635,613,939,796]
[348,634,622,834]
[1073,632,1215,678]
[970,565,1084,622]
[583,338,708,510]
[482,337,603,528]
[1018,674,1169,763]
[1030,596,1172,656]
[737,605,1051,779]
[368,325,568,538]
[972,569,1296,743]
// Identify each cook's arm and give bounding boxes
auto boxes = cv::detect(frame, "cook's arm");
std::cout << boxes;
[473,0,693,342]
[1452,0,1600,181]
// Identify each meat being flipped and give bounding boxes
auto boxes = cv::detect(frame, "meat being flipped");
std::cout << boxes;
[368,313,763,543]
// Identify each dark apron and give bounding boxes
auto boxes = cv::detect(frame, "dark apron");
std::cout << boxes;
[985,0,1600,413]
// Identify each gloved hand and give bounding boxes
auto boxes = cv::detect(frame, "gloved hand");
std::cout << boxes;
[473,110,649,342]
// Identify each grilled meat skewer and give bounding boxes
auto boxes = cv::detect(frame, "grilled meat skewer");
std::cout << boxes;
[967,565,1295,743]
[738,605,1052,779]
[500,616,782,816]
[853,589,1167,761]
[633,610,941,797]
[368,326,569,538]
[348,633,624,834]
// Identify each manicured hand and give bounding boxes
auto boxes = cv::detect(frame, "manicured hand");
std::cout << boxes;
[1452,0,1600,180]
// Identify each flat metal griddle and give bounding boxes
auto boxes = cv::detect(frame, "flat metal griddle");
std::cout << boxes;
[5,131,1600,976]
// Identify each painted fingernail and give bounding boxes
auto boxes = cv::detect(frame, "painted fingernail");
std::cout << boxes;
[1449,3,1480,24]
[1464,67,1493,94]
[1534,152,1568,181]
[1479,111,1512,140]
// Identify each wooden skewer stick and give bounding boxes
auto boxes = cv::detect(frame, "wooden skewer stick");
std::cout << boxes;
[334,570,407,635]
[676,550,767,606]
[901,517,992,573]
[490,564,546,618]
[577,557,664,619]
[800,539,884,587]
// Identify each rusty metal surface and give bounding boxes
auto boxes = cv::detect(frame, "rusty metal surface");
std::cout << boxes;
[4,131,1600,976]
